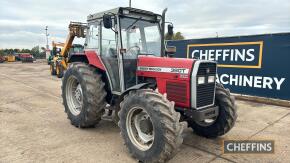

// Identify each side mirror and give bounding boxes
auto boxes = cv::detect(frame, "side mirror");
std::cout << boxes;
[166,46,176,57]
[168,24,174,36]
[103,14,112,29]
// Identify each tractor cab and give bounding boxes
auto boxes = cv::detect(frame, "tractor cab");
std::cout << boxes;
[85,7,168,93]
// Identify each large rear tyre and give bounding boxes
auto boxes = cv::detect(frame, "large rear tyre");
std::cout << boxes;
[188,83,237,138]
[119,89,186,163]
[62,62,106,128]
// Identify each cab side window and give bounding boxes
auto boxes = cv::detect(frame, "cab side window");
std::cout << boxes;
[86,24,99,49]
[101,23,117,57]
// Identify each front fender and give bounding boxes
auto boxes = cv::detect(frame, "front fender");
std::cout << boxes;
[120,83,151,99]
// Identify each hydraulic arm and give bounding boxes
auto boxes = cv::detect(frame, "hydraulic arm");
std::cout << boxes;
[60,22,87,57]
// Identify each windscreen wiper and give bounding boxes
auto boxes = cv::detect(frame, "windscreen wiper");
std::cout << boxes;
[125,17,143,31]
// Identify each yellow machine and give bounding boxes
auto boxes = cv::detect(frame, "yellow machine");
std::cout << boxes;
[49,41,64,76]
[7,55,16,62]
[49,22,87,78]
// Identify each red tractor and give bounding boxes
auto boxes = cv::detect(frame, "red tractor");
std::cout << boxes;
[62,7,237,162]
[19,53,34,63]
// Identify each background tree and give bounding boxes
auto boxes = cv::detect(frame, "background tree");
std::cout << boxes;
[173,32,185,40]
[31,46,45,59]
[0,46,46,59]
[165,32,185,40]
[20,49,31,53]
[39,47,46,59]
[0,49,4,56]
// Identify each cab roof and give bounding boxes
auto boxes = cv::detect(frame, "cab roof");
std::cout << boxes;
[87,7,161,22]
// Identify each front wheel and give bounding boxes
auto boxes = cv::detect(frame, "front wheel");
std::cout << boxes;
[188,83,237,138]
[119,89,186,163]
[56,63,64,78]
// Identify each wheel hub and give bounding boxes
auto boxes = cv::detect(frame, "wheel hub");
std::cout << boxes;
[139,118,153,134]
[74,84,83,104]
[134,112,153,144]
[66,76,83,116]
[126,107,154,151]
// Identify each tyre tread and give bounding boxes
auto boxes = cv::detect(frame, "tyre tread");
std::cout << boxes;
[62,62,106,128]
[119,89,186,163]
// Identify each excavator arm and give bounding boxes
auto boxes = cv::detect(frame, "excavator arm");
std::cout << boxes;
[52,42,65,47]
[60,22,88,57]
[50,22,88,77]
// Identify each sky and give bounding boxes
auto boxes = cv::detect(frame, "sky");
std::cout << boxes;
[0,0,289,49]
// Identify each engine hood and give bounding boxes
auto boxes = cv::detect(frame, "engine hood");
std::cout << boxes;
[137,55,196,80]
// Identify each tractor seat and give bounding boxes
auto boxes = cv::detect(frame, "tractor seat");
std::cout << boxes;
[108,48,117,58]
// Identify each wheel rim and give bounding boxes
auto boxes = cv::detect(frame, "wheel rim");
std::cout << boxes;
[66,76,83,116]
[126,106,154,151]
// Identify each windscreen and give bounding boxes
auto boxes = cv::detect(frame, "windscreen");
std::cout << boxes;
[120,17,161,57]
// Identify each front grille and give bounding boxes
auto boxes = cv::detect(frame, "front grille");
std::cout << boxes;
[166,82,187,104]
[196,62,217,108]
[196,83,215,108]
[197,62,217,76]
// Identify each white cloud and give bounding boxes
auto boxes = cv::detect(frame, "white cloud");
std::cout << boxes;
[0,0,289,48]
[0,31,45,48]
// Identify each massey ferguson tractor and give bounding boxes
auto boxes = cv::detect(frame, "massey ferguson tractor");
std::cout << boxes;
[62,7,237,162]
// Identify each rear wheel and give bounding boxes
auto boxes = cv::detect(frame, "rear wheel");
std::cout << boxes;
[56,63,64,78]
[50,63,56,75]
[62,62,106,128]
[119,89,186,163]
[188,83,237,138]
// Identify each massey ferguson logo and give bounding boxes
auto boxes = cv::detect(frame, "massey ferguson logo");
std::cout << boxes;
[138,66,189,74]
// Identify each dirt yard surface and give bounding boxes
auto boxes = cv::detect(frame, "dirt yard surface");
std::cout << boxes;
[0,61,289,163]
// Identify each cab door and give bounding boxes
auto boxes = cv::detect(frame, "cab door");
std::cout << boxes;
[100,21,121,93]
[85,20,121,93]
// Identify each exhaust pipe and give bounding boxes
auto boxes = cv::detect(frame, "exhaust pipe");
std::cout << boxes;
[161,8,167,57]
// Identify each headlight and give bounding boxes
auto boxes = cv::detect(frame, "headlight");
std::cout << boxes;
[208,76,215,83]
[198,77,205,85]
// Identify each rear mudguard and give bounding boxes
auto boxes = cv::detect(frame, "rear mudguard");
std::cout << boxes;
[68,51,105,71]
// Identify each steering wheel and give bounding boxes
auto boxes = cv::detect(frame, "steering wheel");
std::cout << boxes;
[126,46,140,58]
[106,44,117,58]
